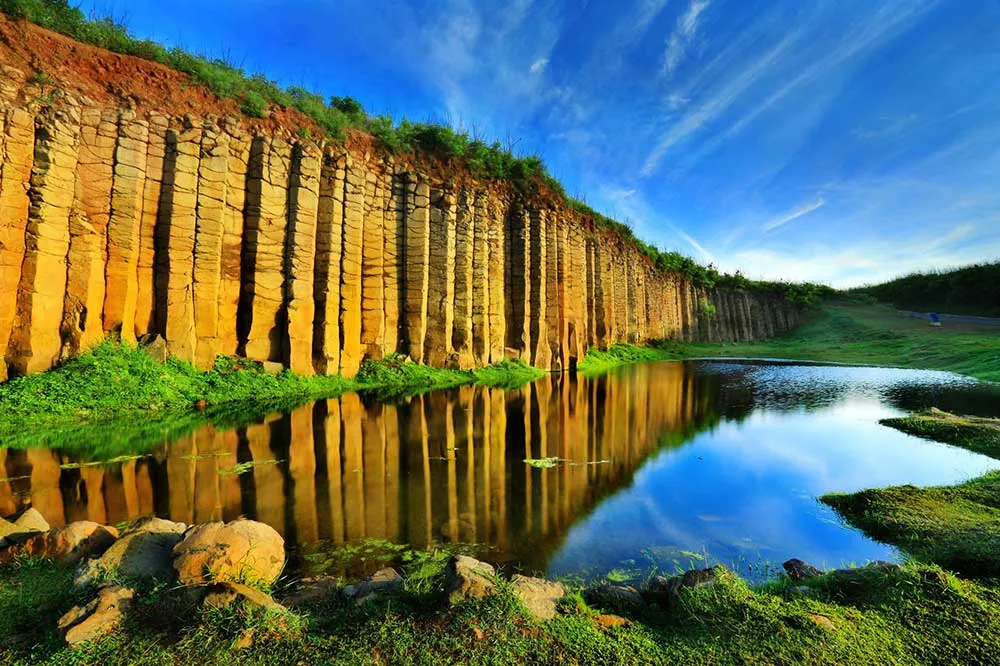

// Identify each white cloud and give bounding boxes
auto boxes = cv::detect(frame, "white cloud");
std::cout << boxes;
[662,0,711,76]
[763,198,827,232]
[530,58,548,74]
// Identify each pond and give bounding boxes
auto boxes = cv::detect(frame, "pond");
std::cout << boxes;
[3,361,999,583]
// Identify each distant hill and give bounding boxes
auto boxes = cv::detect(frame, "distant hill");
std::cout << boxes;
[852,262,1000,316]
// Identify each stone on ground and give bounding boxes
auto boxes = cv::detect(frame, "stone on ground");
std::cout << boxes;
[203,581,288,614]
[584,584,646,613]
[0,508,50,546]
[0,521,118,565]
[343,567,403,603]
[75,517,187,588]
[446,555,497,604]
[57,584,134,647]
[282,576,340,608]
[138,333,169,363]
[510,574,565,620]
[644,565,727,607]
[783,558,822,581]
[171,519,284,586]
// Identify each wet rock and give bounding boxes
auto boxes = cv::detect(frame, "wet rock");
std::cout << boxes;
[585,584,645,613]
[172,519,284,586]
[510,575,565,621]
[75,517,186,588]
[783,558,822,581]
[138,334,169,363]
[282,576,340,608]
[0,521,118,565]
[446,556,497,604]
[644,565,727,607]
[343,568,403,603]
[57,584,134,647]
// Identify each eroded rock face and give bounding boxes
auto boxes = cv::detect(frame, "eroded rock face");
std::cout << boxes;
[74,517,187,588]
[0,521,118,565]
[446,555,497,604]
[510,575,565,621]
[58,584,134,647]
[171,519,284,586]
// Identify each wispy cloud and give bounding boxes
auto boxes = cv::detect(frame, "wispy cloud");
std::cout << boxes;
[763,198,826,232]
[663,0,711,75]
[530,58,548,74]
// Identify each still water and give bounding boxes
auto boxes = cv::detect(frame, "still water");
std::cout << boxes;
[3,361,999,581]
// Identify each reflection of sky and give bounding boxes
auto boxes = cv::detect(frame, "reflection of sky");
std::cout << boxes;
[547,394,999,582]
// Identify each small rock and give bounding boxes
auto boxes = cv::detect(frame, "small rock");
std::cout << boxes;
[282,576,340,608]
[138,334,169,363]
[343,568,403,603]
[830,561,901,585]
[806,614,836,631]
[58,585,134,647]
[75,517,186,588]
[0,522,118,565]
[446,556,497,604]
[585,585,646,613]
[783,558,822,581]
[644,565,727,607]
[203,581,287,615]
[172,519,284,586]
[510,575,565,621]
[593,613,630,630]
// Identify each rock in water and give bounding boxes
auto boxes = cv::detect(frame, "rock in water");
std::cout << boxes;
[783,558,822,581]
[510,575,565,620]
[58,585,134,646]
[75,517,187,588]
[171,519,284,586]
[0,521,118,565]
[446,555,497,604]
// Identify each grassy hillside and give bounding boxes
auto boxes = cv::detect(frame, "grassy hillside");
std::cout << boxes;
[660,303,1000,382]
[851,261,1000,316]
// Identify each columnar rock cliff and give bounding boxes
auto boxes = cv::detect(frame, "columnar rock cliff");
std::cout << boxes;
[0,66,798,380]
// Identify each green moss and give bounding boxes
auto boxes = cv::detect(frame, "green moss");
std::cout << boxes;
[0,341,544,455]
[4,558,1000,665]
[880,409,1000,459]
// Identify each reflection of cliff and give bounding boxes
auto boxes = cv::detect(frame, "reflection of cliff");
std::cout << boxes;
[0,364,723,566]
[0,62,798,381]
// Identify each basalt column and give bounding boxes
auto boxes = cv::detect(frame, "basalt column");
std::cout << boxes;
[470,190,490,366]
[529,207,550,370]
[217,118,251,356]
[425,188,456,367]
[402,177,430,364]
[7,105,80,376]
[284,141,321,375]
[452,188,475,369]
[134,113,169,338]
[485,193,506,363]
[192,122,229,369]
[338,158,364,375]
[313,150,344,375]
[505,204,531,362]
[360,165,385,361]
[0,107,33,381]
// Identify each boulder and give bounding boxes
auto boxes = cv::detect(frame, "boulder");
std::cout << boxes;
[644,565,726,607]
[510,575,565,621]
[57,585,134,647]
[171,519,284,586]
[445,556,497,604]
[138,334,169,363]
[0,508,50,547]
[0,521,118,565]
[783,558,822,581]
[75,517,187,588]
[584,584,646,613]
[343,568,403,603]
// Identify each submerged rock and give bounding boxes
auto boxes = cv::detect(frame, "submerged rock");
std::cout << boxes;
[0,521,118,565]
[58,584,134,647]
[75,517,187,588]
[343,567,403,603]
[171,519,284,586]
[783,558,822,581]
[510,575,565,620]
[446,556,497,604]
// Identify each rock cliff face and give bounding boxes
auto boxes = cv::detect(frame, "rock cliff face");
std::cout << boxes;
[0,66,798,380]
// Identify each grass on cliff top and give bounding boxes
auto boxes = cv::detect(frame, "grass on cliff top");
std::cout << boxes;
[5,556,1000,665]
[658,303,1000,382]
[823,408,1000,578]
[0,340,544,452]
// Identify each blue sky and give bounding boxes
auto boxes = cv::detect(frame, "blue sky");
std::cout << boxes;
[79,0,1000,287]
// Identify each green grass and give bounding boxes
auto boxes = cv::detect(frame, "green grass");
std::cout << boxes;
[880,409,1000,459]
[850,260,1000,317]
[655,303,1000,382]
[4,556,1000,665]
[0,341,543,455]
[577,343,674,375]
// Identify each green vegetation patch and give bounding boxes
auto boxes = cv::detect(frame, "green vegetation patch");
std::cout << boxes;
[4,557,1000,665]
[880,409,1000,459]
[822,473,1000,578]
[577,343,673,375]
[851,260,1000,317]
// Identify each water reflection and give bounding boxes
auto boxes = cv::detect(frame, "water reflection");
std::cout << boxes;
[3,360,999,579]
